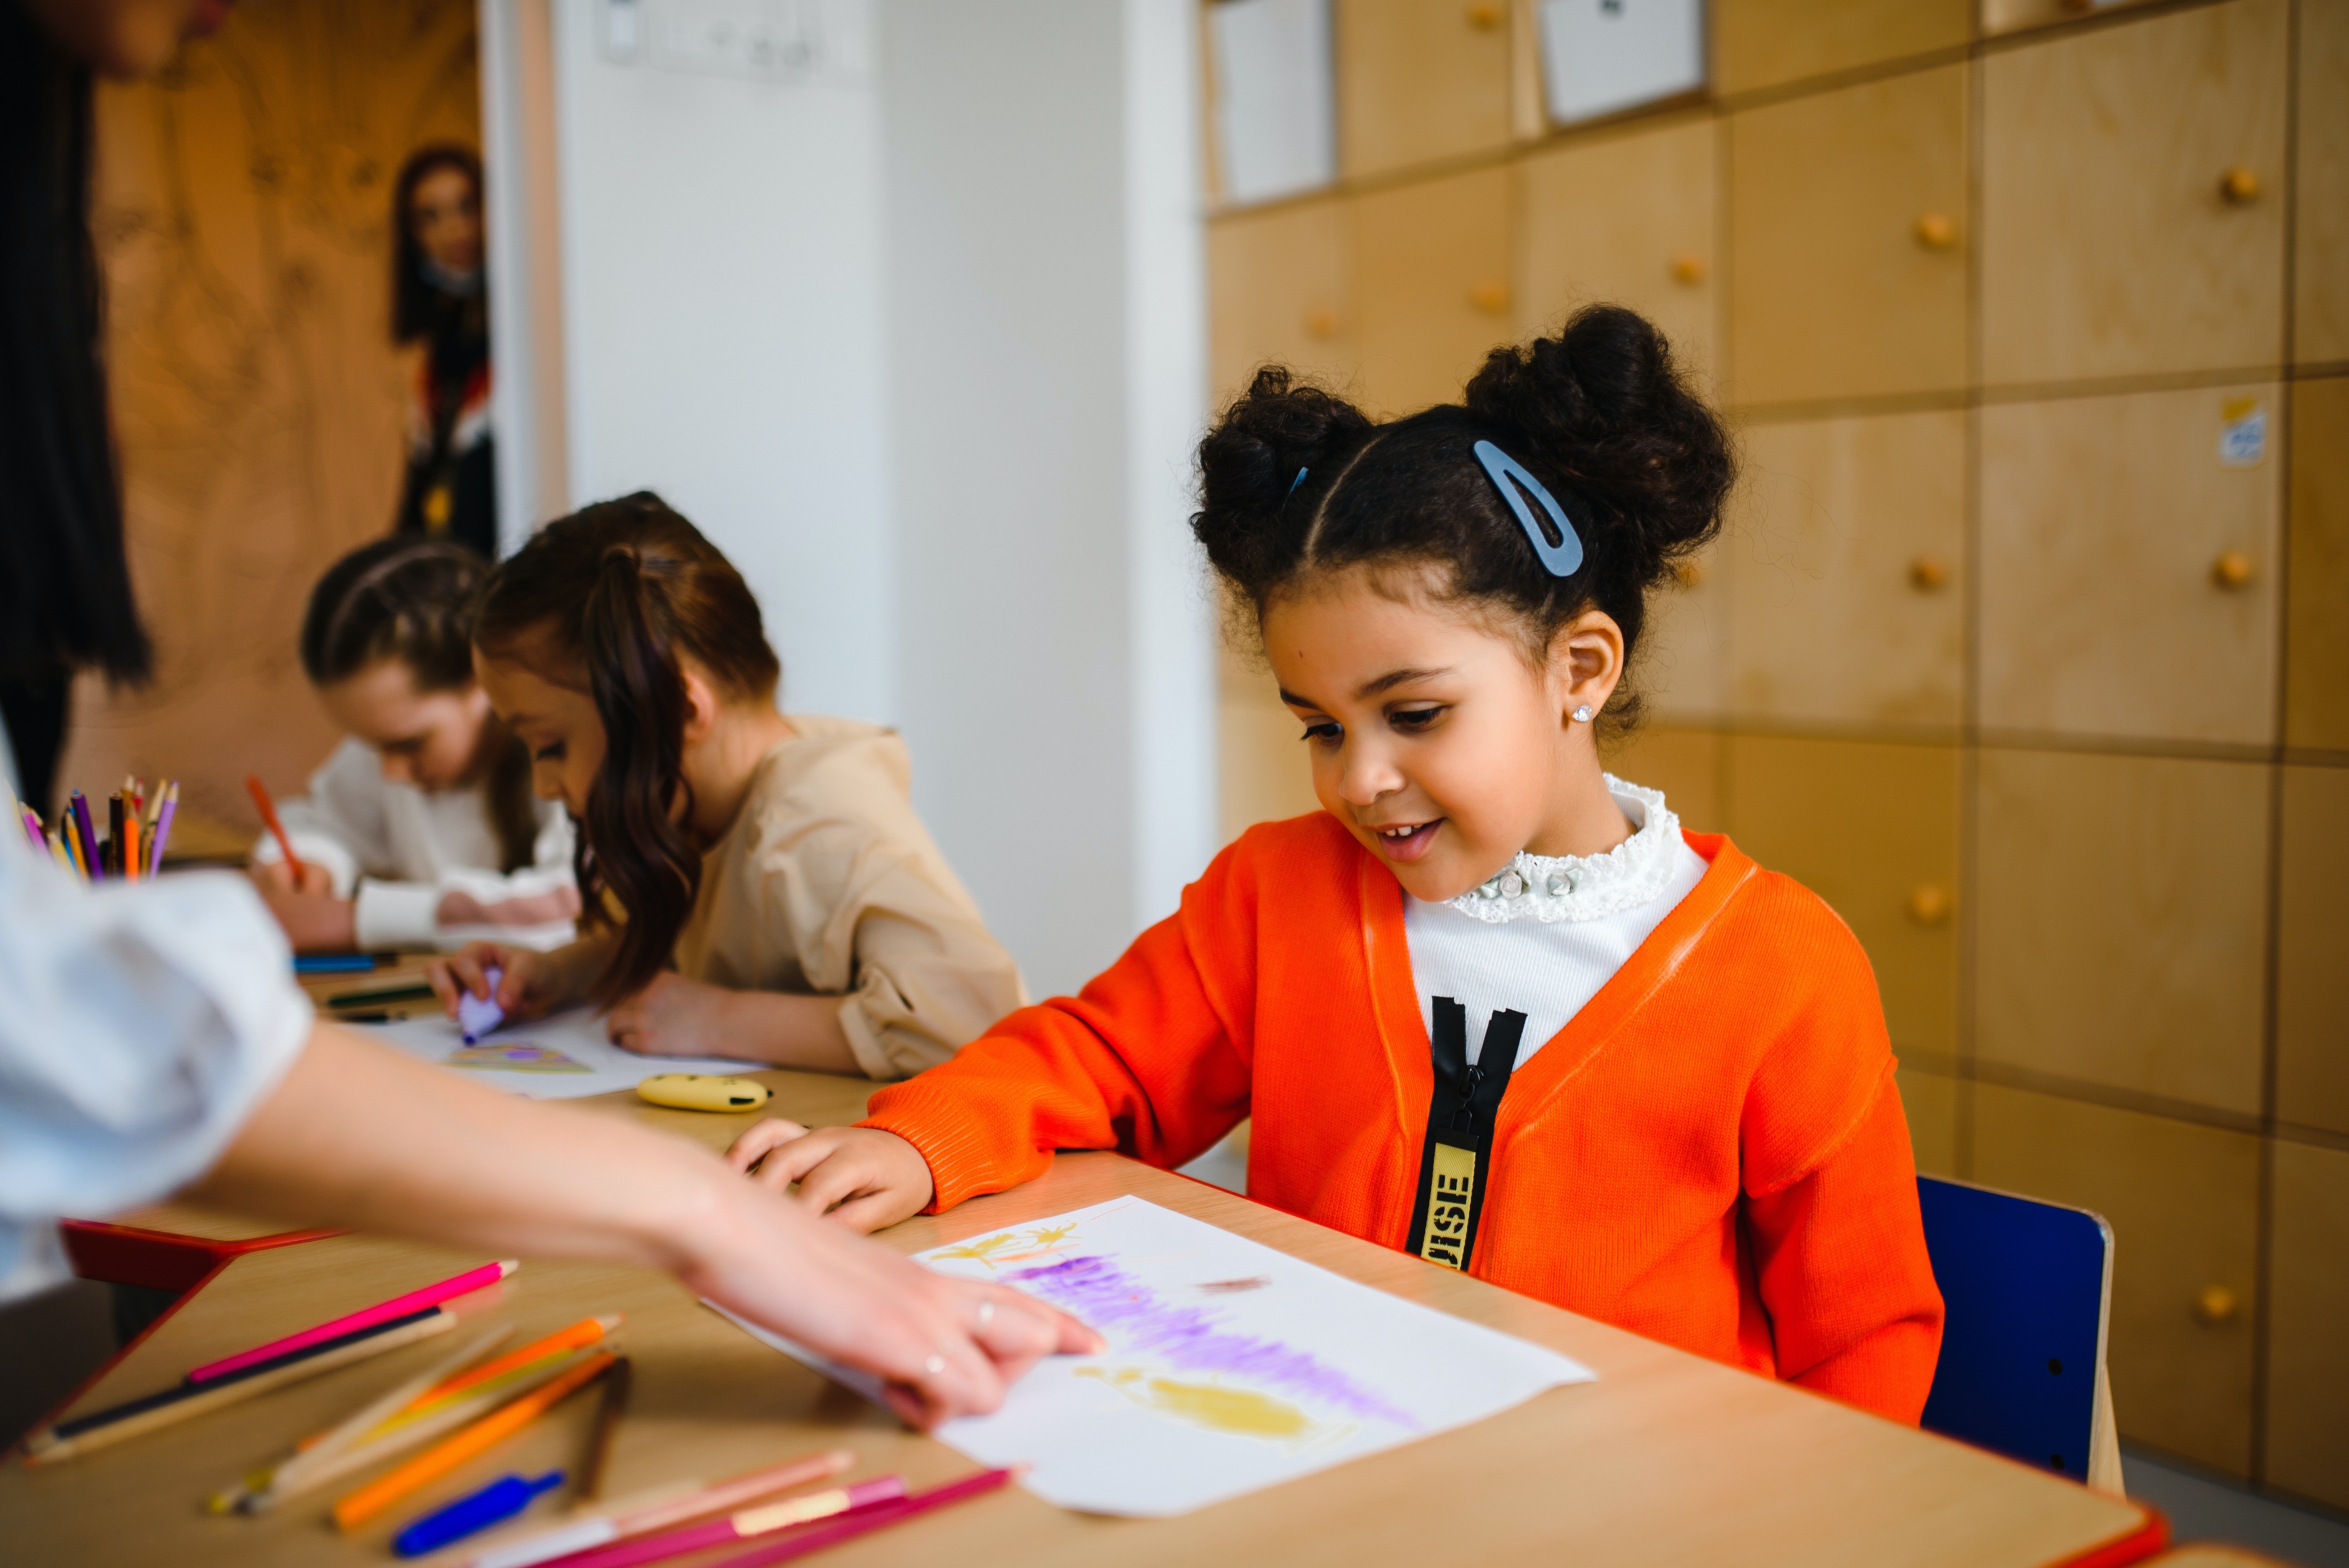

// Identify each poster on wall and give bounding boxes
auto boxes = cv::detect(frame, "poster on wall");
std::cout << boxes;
[1210,0,1336,207]
[1538,0,1706,127]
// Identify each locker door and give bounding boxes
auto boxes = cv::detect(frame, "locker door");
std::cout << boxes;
[1334,0,1512,180]
[1207,197,1358,407]
[1515,115,1716,385]
[1979,385,2281,748]
[2264,1140,2349,1512]
[2276,767,2349,1140]
[1726,409,1964,728]
[1972,1085,2261,1480]
[1713,0,1968,97]
[1727,63,1967,407]
[1725,735,1960,1062]
[1597,724,1721,832]
[1975,750,2270,1118]
[1219,643,1324,844]
[1981,0,2289,385]
[2297,0,2349,364]
[1896,1065,1957,1180]
[1354,165,1513,416]
[2287,377,2349,751]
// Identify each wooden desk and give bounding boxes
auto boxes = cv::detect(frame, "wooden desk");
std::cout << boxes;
[16,1087,2160,1566]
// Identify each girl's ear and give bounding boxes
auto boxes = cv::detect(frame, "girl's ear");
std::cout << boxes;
[678,664,723,743]
[1549,609,1626,724]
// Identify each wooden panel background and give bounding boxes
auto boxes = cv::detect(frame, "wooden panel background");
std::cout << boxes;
[58,0,481,838]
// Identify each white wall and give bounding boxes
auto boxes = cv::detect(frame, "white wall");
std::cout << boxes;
[881,0,1213,997]
[549,0,896,722]
[517,0,1214,996]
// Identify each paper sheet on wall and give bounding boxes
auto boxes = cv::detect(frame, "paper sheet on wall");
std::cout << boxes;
[349,1009,768,1100]
[711,1196,1595,1516]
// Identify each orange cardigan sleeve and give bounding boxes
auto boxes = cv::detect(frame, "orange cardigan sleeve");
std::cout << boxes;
[1731,877,1944,1423]
[858,883,1254,1213]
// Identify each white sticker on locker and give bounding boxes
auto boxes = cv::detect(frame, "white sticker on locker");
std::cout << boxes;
[2219,398,2267,468]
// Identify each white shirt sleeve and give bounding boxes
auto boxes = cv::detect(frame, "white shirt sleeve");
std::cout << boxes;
[0,839,313,1302]
[250,739,387,897]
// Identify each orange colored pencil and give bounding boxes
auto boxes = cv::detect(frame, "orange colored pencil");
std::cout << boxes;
[246,774,306,883]
[407,1315,620,1413]
[332,1351,615,1530]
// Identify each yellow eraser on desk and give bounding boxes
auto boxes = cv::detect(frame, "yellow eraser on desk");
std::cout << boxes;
[636,1074,773,1113]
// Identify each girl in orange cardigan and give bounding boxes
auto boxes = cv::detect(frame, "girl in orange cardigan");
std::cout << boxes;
[731,307,1946,1423]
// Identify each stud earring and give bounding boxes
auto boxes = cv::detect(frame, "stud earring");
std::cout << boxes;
[1571,705,1595,723]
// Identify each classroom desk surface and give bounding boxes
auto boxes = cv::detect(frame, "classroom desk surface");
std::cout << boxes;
[23,1066,2158,1567]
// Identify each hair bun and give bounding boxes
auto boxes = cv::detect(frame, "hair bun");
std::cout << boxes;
[1193,367,1375,588]
[1463,305,1731,575]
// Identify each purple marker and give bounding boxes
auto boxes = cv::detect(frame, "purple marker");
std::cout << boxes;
[459,964,506,1044]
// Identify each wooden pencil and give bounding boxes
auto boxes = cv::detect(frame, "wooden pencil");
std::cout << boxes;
[333,1351,617,1530]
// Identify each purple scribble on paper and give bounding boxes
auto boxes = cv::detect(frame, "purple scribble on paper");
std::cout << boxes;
[1006,1254,1420,1429]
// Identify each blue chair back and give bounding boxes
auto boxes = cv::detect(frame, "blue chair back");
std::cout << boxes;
[1916,1174,2111,1483]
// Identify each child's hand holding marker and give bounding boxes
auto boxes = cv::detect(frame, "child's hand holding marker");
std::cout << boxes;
[428,941,590,1029]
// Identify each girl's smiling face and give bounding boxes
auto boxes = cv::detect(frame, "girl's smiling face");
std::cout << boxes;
[475,650,605,817]
[1262,565,1628,904]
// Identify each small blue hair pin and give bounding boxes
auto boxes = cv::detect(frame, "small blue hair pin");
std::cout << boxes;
[1473,440,1583,578]
[1288,467,1309,496]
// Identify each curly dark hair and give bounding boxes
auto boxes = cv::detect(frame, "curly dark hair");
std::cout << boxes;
[1192,305,1734,735]
[472,493,781,1007]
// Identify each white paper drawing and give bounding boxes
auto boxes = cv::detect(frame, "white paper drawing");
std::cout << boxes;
[352,1009,767,1100]
[711,1196,1595,1515]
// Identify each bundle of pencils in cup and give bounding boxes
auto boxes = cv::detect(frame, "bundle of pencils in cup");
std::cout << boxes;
[10,775,178,882]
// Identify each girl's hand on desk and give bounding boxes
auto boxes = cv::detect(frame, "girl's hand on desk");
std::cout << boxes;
[728,1122,935,1233]
[428,941,566,1021]
[606,972,738,1058]
[252,858,336,896]
[256,889,357,952]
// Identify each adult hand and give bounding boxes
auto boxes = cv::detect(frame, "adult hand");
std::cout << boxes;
[606,972,740,1058]
[256,890,357,953]
[728,1122,936,1233]
[683,1189,1102,1429]
[426,940,569,1023]
[251,858,335,897]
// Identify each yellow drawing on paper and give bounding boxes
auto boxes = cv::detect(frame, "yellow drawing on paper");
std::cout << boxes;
[931,1222,1086,1270]
[1076,1366,1321,1444]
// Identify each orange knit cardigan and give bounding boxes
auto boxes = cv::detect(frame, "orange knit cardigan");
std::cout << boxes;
[862,813,1946,1423]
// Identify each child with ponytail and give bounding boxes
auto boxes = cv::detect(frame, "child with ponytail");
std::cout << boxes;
[428,493,1025,1079]
[254,539,578,952]
[737,308,1946,1416]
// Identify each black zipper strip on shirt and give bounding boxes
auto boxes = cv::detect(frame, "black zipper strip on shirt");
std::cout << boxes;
[1404,997,1529,1272]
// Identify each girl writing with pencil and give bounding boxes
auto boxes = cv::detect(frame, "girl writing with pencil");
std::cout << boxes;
[251,539,580,953]
[735,309,1947,1420]
[428,493,1025,1078]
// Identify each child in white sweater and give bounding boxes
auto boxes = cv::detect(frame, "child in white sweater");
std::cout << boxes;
[251,540,578,951]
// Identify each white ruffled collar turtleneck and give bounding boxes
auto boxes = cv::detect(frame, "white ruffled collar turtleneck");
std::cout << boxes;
[1441,775,1683,925]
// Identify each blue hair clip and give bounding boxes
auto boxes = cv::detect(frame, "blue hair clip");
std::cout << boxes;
[1288,467,1309,496]
[1473,440,1583,578]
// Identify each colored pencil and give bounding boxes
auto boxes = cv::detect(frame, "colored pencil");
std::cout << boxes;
[365,1335,621,1444]
[703,1469,1016,1568]
[188,1260,516,1384]
[107,792,125,880]
[333,1351,617,1530]
[532,1474,906,1568]
[149,782,178,867]
[398,1317,622,1422]
[24,1309,456,1464]
[219,1324,516,1515]
[298,954,386,974]
[19,807,43,855]
[47,829,75,875]
[68,790,100,880]
[326,981,439,1008]
[576,1355,632,1504]
[459,1451,856,1568]
[246,773,306,883]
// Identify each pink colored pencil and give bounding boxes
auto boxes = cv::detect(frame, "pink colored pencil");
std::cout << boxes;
[538,1477,906,1568]
[703,1469,1016,1568]
[187,1261,516,1384]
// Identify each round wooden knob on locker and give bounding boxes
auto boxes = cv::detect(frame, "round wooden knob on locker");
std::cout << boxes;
[1913,213,1957,250]
[1669,252,1707,286]
[1908,556,1950,592]
[2211,550,2255,589]
[1465,2,1502,30]
[1906,885,1952,926]
[2194,1285,2239,1326]
[2219,166,2260,204]
[1468,279,1510,315]
[1301,307,1339,340]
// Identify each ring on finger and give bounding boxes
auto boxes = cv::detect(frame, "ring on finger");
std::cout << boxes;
[923,1353,947,1375]
[975,1299,996,1329]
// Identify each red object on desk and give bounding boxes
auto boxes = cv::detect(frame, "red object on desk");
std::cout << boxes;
[246,774,306,883]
